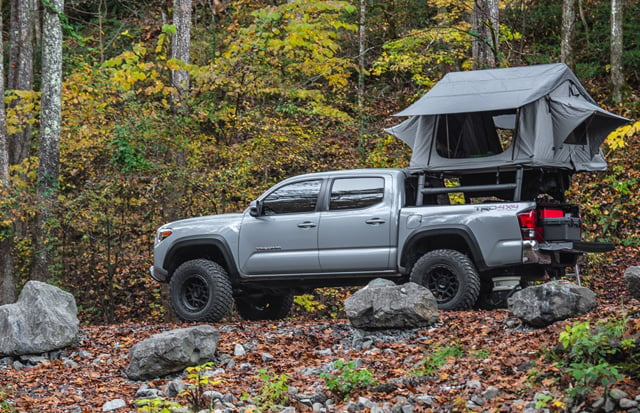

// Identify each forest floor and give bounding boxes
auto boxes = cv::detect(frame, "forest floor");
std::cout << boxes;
[1,250,639,413]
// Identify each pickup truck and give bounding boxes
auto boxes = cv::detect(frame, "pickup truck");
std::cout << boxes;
[150,167,610,322]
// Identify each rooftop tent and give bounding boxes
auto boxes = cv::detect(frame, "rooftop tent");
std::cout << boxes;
[386,63,629,172]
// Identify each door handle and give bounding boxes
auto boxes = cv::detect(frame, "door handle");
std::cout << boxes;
[297,221,317,229]
[365,218,386,225]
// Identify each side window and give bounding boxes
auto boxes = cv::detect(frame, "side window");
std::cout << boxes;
[263,180,322,214]
[330,177,385,210]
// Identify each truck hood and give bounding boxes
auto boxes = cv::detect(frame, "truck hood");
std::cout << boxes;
[163,213,244,229]
[158,213,245,240]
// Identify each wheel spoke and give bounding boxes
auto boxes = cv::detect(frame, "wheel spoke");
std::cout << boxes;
[183,276,209,311]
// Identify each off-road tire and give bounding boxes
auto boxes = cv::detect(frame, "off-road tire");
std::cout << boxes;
[169,259,233,322]
[410,249,481,310]
[235,291,294,321]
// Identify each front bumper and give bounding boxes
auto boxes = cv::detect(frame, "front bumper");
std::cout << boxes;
[149,265,169,282]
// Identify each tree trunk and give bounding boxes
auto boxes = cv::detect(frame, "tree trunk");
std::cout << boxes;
[7,0,36,165]
[472,0,499,68]
[610,0,624,104]
[358,0,366,114]
[31,0,64,282]
[561,0,576,69]
[0,1,17,305]
[170,0,192,111]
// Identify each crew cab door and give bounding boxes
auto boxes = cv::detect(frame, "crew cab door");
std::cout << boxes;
[318,176,394,272]
[238,179,322,275]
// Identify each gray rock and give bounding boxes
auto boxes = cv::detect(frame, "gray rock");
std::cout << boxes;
[508,281,596,327]
[483,385,500,399]
[234,344,246,357]
[620,398,638,409]
[261,352,274,362]
[0,281,79,356]
[136,384,162,399]
[624,266,640,301]
[125,325,219,380]
[203,390,224,400]
[345,279,439,330]
[164,378,185,397]
[102,399,126,411]
[610,388,628,400]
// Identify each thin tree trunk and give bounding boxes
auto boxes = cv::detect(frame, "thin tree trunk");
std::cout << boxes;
[170,0,192,112]
[472,0,499,68]
[561,0,576,69]
[7,0,36,166]
[358,0,366,114]
[0,0,17,305]
[32,0,64,282]
[610,0,624,104]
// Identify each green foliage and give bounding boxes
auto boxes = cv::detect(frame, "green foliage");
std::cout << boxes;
[293,293,327,313]
[181,362,221,411]
[136,397,184,413]
[320,359,376,399]
[0,387,16,413]
[253,369,291,412]
[556,316,633,404]
[411,342,464,377]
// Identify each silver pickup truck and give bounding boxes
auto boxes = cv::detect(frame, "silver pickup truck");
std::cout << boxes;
[150,167,609,322]
[150,64,626,322]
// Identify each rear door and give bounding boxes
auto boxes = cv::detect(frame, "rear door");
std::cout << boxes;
[318,175,394,272]
[238,179,323,275]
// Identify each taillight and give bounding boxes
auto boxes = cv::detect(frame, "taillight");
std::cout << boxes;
[518,210,543,241]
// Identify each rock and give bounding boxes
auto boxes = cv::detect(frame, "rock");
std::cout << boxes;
[0,281,79,356]
[164,378,185,397]
[620,398,638,409]
[624,266,640,301]
[507,281,596,327]
[234,344,246,357]
[125,325,219,380]
[610,388,628,401]
[345,279,439,330]
[483,386,500,399]
[102,399,126,411]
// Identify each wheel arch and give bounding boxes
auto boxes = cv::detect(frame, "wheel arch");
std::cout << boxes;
[401,227,487,273]
[163,237,240,283]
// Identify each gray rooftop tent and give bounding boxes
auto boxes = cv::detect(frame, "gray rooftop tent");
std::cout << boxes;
[386,63,629,173]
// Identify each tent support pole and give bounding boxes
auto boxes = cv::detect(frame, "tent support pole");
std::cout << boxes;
[416,173,425,206]
[514,167,523,201]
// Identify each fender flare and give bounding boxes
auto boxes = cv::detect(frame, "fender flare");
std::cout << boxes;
[400,226,487,271]
[163,236,241,282]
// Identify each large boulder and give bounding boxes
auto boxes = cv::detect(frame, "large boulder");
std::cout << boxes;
[0,281,79,356]
[508,281,596,327]
[624,266,640,302]
[125,325,220,380]
[345,279,439,330]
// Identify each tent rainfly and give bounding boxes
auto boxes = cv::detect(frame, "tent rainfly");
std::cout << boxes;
[386,63,629,173]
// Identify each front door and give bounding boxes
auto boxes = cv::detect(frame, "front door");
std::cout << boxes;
[239,179,322,275]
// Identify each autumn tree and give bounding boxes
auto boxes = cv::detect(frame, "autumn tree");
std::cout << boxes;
[472,0,499,68]
[7,0,37,165]
[561,0,576,69]
[0,0,17,305]
[32,0,64,281]
[610,0,624,104]
[170,0,192,111]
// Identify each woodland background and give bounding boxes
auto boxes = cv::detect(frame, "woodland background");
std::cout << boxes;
[0,0,639,324]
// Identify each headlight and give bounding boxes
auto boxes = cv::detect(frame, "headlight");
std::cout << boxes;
[157,228,173,242]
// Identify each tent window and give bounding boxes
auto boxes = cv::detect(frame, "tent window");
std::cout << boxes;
[564,117,589,145]
[435,111,515,159]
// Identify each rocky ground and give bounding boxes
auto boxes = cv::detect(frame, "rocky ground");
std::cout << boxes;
[1,297,639,413]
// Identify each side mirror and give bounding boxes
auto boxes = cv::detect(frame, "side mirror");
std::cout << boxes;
[249,200,263,217]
